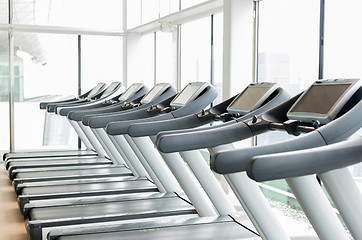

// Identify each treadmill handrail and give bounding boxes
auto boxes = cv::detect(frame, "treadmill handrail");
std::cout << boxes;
[39,82,106,109]
[211,96,362,174]
[127,94,238,137]
[105,84,218,136]
[247,136,362,182]
[155,88,292,153]
[86,94,176,128]
[55,82,124,115]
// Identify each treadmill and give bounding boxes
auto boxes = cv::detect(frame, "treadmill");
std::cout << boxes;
[244,136,362,240]
[157,78,362,240]
[12,83,176,194]
[45,82,291,240]
[2,82,108,161]
[19,82,217,240]
[5,82,145,177]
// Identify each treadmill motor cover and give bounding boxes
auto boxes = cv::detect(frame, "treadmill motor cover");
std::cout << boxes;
[287,78,361,124]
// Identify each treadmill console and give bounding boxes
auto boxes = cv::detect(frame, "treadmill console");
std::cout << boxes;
[86,82,106,99]
[100,82,122,98]
[287,78,361,124]
[227,82,279,115]
[170,82,210,109]
[118,83,145,101]
[140,83,172,104]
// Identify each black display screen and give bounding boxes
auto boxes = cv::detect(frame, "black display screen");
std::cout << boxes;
[229,86,271,111]
[289,84,351,115]
[172,84,201,106]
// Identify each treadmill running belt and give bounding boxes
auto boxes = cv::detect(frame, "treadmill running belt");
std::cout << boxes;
[57,221,257,240]
[29,197,194,220]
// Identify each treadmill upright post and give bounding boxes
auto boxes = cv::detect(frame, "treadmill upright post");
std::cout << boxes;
[115,135,166,192]
[210,144,291,240]
[179,150,236,216]
[67,119,93,150]
[319,168,362,239]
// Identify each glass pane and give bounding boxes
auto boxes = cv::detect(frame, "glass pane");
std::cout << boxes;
[324,0,362,182]
[156,31,174,85]
[258,0,319,97]
[81,36,123,91]
[14,33,78,150]
[140,33,155,88]
[0,31,9,150]
[142,0,159,24]
[159,0,179,18]
[324,0,362,78]
[0,0,8,24]
[13,0,123,29]
[181,17,211,88]
[181,0,208,9]
[127,0,141,29]
[213,13,223,104]
[256,0,320,229]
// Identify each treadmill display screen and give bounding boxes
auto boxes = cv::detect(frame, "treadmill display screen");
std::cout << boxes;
[101,82,120,97]
[171,84,202,107]
[141,84,165,104]
[229,86,271,113]
[88,83,105,97]
[289,84,351,115]
[119,84,140,100]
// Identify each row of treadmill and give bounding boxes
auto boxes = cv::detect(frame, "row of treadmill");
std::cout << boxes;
[3,78,362,240]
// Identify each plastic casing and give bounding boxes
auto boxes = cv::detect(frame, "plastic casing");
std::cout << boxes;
[227,82,279,115]
[140,83,171,104]
[287,78,361,124]
[170,82,210,109]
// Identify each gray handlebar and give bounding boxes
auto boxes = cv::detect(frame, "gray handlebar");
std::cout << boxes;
[211,130,326,174]
[106,114,174,135]
[157,121,253,153]
[128,114,205,137]
[87,109,153,128]
[248,136,362,182]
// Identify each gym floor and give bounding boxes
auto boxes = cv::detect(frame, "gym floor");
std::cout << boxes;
[0,165,28,240]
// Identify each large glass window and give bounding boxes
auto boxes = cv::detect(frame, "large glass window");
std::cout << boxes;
[258,0,319,97]
[256,0,320,224]
[140,33,155,88]
[141,0,159,24]
[81,36,123,91]
[213,13,223,104]
[181,0,209,10]
[159,0,179,18]
[324,0,362,180]
[180,17,211,88]
[127,0,141,29]
[13,0,123,29]
[0,31,9,150]
[14,33,78,149]
[0,0,8,23]
[156,31,174,85]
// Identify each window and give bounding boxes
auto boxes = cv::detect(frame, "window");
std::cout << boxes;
[14,33,78,149]
[82,36,123,91]
[156,31,174,85]
[180,17,211,88]
[13,0,123,29]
